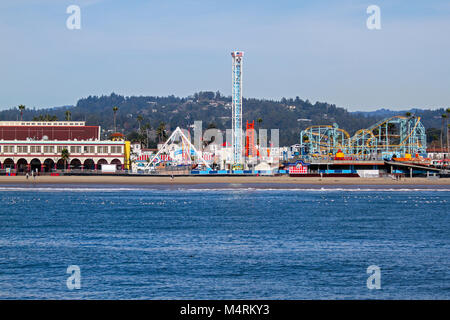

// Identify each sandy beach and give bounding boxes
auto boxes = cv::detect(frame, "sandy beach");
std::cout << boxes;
[0,174,449,186]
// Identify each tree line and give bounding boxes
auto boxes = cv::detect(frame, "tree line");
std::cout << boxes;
[3,93,449,147]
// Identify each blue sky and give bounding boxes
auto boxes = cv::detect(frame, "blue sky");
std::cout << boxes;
[0,0,449,110]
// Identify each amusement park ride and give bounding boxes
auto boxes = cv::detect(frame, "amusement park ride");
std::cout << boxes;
[245,120,259,158]
[142,51,246,171]
[135,50,437,175]
[231,51,244,170]
[300,116,427,160]
[143,127,211,170]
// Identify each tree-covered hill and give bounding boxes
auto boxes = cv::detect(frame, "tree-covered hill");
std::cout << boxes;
[1,92,448,146]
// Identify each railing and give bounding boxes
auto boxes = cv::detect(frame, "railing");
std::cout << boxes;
[0,169,129,175]
[134,165,192,175]
[305,158,385,164]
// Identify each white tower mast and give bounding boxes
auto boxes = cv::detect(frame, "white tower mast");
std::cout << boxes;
[231,51,244,168]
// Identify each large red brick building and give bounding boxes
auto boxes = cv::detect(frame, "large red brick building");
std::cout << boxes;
[0,121,128,173]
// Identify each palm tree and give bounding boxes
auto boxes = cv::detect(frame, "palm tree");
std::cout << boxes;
[137,115,143,132]
[65,110,71,121]
[18,105,25,121]
[142,122,151,147]
[60,148,70,171]
[112,106,119,132]
[156,122,167,143]
[441,114,448,149]
[256,118,263,145]
[448,123,450,154]
[257,118,263,128]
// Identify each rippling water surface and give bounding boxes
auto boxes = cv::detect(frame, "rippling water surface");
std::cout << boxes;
[0,184,449,299]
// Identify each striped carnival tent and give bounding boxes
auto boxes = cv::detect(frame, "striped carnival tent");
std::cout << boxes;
[136,154,172,162]
[142,127,212,170]
[136,154,150,161]
[160,155,172,161]
[202,153,215,162]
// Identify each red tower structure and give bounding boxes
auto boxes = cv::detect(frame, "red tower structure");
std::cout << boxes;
[245,120,259,157]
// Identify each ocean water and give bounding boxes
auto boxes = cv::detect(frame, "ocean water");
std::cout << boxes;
[0,184,449,299]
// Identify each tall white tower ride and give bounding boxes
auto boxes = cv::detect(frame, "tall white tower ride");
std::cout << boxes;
[231,51,244,167]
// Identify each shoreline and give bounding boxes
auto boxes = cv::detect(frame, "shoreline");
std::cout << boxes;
[0,175,449,186]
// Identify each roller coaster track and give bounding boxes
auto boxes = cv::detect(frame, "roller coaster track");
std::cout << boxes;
[300,116,427,158]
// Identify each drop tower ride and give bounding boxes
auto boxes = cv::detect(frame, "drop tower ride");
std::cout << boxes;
[231,51,244,168]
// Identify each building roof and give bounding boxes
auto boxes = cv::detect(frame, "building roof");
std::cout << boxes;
[427,148,449,152]
[110,132,125,137]
[0,123,99,141]
[0,121,86,126]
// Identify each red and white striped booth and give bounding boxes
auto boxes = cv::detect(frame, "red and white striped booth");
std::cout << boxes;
[289,161,308,174]
[136,154,150,161]
[202,153,215,162]
[136,154,172,162]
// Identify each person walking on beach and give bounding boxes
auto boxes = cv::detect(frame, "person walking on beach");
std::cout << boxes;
[26,172,29,180]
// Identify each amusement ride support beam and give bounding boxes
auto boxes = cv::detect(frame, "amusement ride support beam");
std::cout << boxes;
[145,127,211,170]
